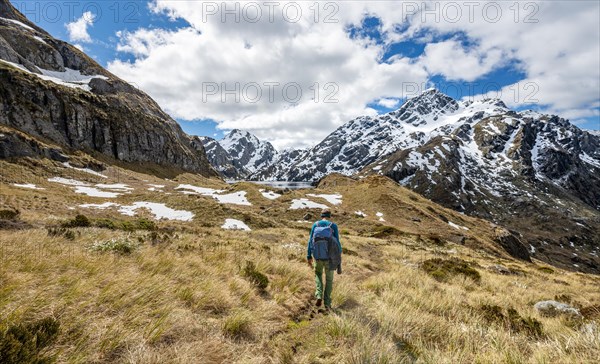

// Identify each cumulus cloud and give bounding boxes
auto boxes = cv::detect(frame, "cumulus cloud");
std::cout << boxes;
[404,1,600,123]
[66,11,95,43]
[107,1,599,148]
[377,98,400,109]
[418,40,505,81]
[108,1,429,149]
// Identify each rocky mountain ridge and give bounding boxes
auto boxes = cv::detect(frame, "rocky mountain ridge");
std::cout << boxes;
[0,0,215,177]
[199,129,278,179]
[202,90,600,272]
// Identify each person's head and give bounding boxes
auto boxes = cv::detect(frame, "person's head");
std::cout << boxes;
[321,208,331,219]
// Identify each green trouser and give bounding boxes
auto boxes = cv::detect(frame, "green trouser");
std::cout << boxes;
[314,259,334,307]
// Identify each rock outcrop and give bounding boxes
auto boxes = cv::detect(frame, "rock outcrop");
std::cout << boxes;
[0,0,216,177]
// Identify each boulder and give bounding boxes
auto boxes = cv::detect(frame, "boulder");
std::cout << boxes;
[534,300,582,318]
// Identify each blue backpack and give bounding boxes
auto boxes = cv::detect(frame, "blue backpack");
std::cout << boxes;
[312,222,334,260]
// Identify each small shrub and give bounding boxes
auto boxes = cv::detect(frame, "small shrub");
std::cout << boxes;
[120,220,136,232]
[507,308,544,338]
[135,218,157,231]
[63,230,76,240]
[422,258,481,283]
[62,214,90,228]
[47,227,76,240]
[241,261,269,290]
[481,304,506,323]
[0,209,19,220]
[222,311,252,340]
[104,218,156,232]
[479,304,543,338]
[0,316,60,364]
[94,218,117,230]
[90,239,137,255]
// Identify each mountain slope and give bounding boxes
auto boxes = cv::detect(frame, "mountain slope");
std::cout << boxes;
[0,0,215,177]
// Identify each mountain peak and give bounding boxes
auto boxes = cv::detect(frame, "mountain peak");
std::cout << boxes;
[390,88,460,127]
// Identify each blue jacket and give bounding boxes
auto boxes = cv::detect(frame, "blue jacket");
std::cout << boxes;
[307,219,342,260]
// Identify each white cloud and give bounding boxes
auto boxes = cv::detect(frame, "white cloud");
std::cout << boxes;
[418,40,504,82]
[107,1,599,148]
[108,1,429,149]
[404,1,600,124]
[377,98,400,109]
[66,11,95,43]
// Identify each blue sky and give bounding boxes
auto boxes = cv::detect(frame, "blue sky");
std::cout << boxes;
[10,1,600,146]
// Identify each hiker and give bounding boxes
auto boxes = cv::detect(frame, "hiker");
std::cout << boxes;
[306,208,342,310]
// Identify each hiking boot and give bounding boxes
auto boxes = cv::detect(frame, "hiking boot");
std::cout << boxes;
[316,298,322,307]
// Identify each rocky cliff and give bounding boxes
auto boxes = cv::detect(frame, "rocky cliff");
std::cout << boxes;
[0,0,216,177]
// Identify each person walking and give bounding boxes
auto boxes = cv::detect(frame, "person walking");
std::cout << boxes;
[306,208,342,310]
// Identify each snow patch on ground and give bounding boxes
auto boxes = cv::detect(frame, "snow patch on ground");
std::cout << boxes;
[48,177,125,198]
[289,199,328,210]
[176,184,251,205]
[63,162,107,178]
[48,177,88,186]
[96,183,132,191]
[448,221,469,230]
[259,189,281,200]
[307,193,342,205]
[0,17,35,31]
[221,218,251,231]
[117,202,194,221]
[0,59,108,92]
[74,186,120,198]
[355,211,367,217]
[376,212,385,222]
[79,202,118,209]
[80,201,193,221]
[147,184,165,191]
[13,183,44,190]
[38,68,108,92]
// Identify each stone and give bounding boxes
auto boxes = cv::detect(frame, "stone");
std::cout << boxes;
[533,300,582,318]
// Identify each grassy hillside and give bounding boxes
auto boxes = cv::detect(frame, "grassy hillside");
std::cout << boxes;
[1,158,599,363]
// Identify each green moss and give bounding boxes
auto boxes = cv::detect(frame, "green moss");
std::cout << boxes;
[421,258,481,283]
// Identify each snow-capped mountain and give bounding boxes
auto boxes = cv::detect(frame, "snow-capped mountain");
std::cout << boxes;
[249,148,306,180]
[200,129,278,179]
[249,89,600,271]
[258,89,509,181]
